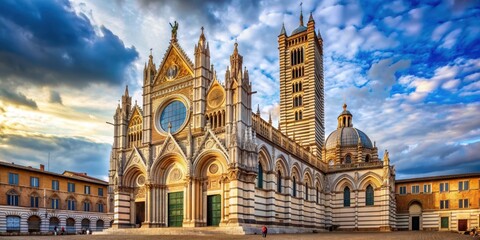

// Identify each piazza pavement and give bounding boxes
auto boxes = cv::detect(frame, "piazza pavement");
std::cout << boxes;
[1,232,479,240]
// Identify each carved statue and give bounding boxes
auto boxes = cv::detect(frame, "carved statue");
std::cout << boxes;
[169,21,179,40]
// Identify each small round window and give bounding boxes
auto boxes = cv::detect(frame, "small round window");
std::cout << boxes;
[159,100,187,133]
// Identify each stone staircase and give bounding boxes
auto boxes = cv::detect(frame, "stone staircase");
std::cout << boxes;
[94,226,246,235]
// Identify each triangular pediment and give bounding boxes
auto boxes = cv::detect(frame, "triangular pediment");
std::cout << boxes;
[128,106,143,127]
[154,42,194,86]
[154,133,188,163]
[125,147,147,171]
[206,78,226,112]
[193,128,229,161]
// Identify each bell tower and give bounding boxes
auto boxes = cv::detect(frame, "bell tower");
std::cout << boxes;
[278,11,324,157]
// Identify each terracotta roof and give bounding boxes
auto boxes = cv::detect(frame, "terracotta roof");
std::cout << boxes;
[396,172,480,183]
[0,161,108,185]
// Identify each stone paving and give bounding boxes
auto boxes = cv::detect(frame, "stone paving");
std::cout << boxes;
[2,232,479,240]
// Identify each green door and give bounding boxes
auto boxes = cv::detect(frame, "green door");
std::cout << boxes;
[207,194,221,226]
[168,192,183,227]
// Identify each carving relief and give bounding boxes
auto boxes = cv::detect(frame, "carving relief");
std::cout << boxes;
[134,186,145,199]
[169,168,183,182]
[209,163,219,174]
[136,175,146,187]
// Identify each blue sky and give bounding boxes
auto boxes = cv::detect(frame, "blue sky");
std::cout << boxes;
[0,0,478,180]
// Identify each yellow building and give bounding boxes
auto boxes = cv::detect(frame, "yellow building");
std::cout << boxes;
[396,173,480,231]
[0,161,112,234]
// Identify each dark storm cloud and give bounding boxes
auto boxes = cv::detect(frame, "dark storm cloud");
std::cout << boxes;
[0,133,110,179]
[0,0,138,88]
[0,88,38,109]
[49,90,63,104]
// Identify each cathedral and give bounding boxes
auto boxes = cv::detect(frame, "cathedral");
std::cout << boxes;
[108,12,396,233]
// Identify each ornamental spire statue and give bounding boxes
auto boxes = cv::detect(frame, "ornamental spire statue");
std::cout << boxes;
[169,21,178,41]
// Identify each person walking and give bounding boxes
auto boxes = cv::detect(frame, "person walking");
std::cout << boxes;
[261,225,268,238]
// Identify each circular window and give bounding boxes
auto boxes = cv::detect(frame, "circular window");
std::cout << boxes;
[159,100,187,133]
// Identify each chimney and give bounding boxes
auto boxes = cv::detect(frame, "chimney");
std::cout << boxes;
[40,164,45,171]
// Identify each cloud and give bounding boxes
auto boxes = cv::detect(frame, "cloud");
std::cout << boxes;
[0,0,139,88]
[0,132,110,180]
[0,88,38,109]
[49,90,63,104]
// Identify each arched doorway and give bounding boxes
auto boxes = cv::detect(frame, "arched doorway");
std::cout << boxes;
[49,217,60,232]
[193,151,229,227]
[96,219,104,231]
[27,215,41,233]
[66,218,75,233]
[123,166,146,227]
[81,218,90,231]
[409,201,422,231]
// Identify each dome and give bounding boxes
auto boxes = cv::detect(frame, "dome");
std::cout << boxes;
[291,25,307,35]
[325,127,373,150]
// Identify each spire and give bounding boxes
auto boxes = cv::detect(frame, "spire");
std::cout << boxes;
[299,2,304,26]
[198,26,206,47]
[317,29,322,39]
[256,104,260,115]
[230,39,243,79]
[308,12,314,22]
[124,85,129,96]
[268,112,272,124]
[233,39,238,55]
[148,48,154,67]
[280,22,286,35]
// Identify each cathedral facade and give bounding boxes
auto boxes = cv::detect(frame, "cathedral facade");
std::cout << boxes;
[109,13,396,233]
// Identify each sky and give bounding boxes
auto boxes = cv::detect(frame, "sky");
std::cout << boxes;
[0,0,479,181]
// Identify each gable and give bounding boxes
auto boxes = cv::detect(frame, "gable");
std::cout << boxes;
[154,44,194,86]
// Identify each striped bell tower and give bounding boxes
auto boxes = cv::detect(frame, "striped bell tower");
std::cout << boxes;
[278,10,324,157]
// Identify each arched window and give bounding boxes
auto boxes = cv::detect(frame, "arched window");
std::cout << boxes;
[51,196,60,209]
[345,155,352,164]
[97,202,104,212]
[6,189,19,206]
[365,155,370,162]
[305,182,308,201]
[299,111,302,120]
[67,197,76,210]
[366,185,374,206]
[277,170,282,193]
[292,176,297,197]
[84,200,91,211]
[30,193,39,208]
[295,112,298,120]
[257,162,263,189]
[344,186,351,207]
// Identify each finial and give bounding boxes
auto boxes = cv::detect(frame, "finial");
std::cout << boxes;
[149,48,152,56]
[299,2,304,26]
[309,12,313,22]
[169,21,179,41]
[256,104,260,115]
[268,112,272,124]
[201,26,204,34]
[233,40,238,54]
[280,22,286,35]
[343,103,347,110]
[135,100,137,106]
[124,85,129,96]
